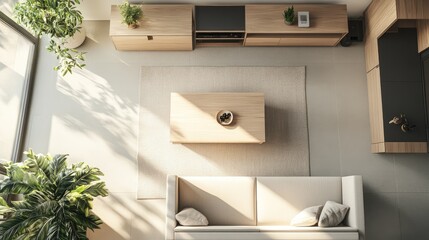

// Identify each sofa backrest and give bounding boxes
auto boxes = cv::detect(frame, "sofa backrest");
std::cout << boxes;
[178,176,256,225]
[257,177,342,226]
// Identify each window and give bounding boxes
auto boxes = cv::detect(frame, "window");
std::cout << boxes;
[0,11,37,169]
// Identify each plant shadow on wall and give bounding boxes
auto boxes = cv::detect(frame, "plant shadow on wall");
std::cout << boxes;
[0,149,108,239]
[57,69,138,162]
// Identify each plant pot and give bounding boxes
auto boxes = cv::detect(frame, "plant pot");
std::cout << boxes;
[128,23,138,29]
[62,26,86,49]
[285,20,294,25]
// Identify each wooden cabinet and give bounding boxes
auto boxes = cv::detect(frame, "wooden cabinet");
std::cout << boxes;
[417,20,429,52]
[244,4,348,47]
[365,0,429,71]
[364,0,429,153]
[367,67,384,145]
[364,0,397,72]
[170,93,265,144]
[417,0,429,19]
[244,36,280,46]
[109,5,193,51]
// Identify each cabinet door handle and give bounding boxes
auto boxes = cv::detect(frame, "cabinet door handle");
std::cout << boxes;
[147,36,153,40]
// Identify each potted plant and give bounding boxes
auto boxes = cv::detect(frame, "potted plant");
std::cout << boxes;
[283,6,295,25]
[0,149,108,239]
[14,0,86,76]
[119,1,143,29]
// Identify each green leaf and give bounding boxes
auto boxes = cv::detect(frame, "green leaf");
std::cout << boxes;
[0,197,13,215]
[0,197,8,207]
[0,149,108,239]
[13,0,86,75]
[0,179,37,195]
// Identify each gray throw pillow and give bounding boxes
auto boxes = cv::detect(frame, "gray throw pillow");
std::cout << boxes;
[318,201,350,227]
[290,205,323,227]
[175,208,209,226]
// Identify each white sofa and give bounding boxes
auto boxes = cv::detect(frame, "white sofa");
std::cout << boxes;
[166,175,365,240]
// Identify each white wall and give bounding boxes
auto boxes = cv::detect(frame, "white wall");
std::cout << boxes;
[26,21,429,240]
[0,0,17,19]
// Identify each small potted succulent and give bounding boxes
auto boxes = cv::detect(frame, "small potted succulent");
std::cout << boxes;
[119,1,143,29]
[283,6,295,25]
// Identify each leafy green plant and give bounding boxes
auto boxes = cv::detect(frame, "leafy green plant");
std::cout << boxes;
[283,6,295,25]
[14,0,86,76]
[119,1,143,28]
[0,149,108,240]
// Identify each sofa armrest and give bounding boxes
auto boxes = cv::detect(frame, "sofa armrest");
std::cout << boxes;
[166,175,178,240]
[342,176,365,240]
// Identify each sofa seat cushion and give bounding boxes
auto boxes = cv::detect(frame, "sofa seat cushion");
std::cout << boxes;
[257,177,342,225]
[175,226,260,232]
[257,226,358,232]
[175,225,357,232]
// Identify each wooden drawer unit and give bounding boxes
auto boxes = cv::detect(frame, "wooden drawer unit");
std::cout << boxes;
[278,34,343,46]
[110,5,193,51]
[244,35,280,46]
[111,35,192,51]
[244,4,348,47]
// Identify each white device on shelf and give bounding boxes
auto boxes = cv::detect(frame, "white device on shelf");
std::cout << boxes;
[298,11,310,27]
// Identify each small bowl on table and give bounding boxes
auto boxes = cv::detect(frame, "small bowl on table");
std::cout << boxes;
[216,110,234,126]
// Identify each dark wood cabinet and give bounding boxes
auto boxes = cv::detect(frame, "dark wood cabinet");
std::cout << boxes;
[378,28,427,143]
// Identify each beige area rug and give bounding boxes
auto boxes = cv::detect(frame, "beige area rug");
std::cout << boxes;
[138,67,309,199]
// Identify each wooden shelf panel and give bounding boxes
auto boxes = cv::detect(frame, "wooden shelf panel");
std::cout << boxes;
[245,4,348,34]
[195,42,243,47]
[371,142,428,153]
[367,67,385,144]
[417,20,429,52]
[245,37,280,46]
[365,0,397,38]
[170,93,265,143]
[417,0,429,19]
[245,33,343,47]
[110,5,193,36]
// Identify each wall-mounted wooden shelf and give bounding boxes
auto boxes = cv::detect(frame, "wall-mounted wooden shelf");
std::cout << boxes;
[170,93,265,143]
[244,4,348,47]
[109,4,350,49]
